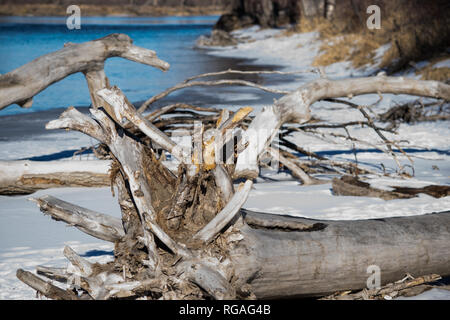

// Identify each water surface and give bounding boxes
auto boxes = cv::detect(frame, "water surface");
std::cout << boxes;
[0,16,282,116]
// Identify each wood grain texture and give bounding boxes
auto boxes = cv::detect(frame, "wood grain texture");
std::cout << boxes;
[231,210,450,298]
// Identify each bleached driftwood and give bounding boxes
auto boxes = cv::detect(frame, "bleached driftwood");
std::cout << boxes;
[36,266,70,283]
[0,160,111,195]
[30,195,124,242]
[0,33,169,112]
[48,105,189,268]
[12,36,450,300]
[232,210,450,298]
[267,147,317,185]
[63,246,94,277]
[234,76,450,179]
[322,273,442,300]
[16,269,80,300]
[96,87,191,165]
[193,179,253,243]
[29,80,449,299]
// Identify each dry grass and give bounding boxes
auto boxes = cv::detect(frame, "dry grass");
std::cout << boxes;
[418,67,450,82]
[313,33,383,69]
[287,1,450,78]
[414,56,450,82]
[284,16,386,69]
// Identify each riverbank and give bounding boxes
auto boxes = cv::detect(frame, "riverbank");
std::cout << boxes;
[202,25,450,81]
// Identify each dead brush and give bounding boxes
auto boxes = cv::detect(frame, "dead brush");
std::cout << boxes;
[287,1,449,78]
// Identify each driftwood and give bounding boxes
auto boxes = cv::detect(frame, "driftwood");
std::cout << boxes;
[0,160,110,195]
[0,33,169,112]
[322,273,442,300]
[233,75,450,180]
[16,269,80,300]
[137,69,314,113]
[0,158,182,195]
[379,99,449,128]
[233,210,450,298]
[7,34,450,300]
[391,185,450,198]
[30,195,125,242]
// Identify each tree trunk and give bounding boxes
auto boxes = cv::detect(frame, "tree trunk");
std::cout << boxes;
[0,160,110,195]
[232,210,450,298]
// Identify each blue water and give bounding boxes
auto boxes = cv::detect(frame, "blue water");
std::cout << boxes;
[0,16,236,115]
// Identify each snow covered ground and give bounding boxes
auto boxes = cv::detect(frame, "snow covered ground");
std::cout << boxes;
[0,187,118,300]
[1,26,449,299]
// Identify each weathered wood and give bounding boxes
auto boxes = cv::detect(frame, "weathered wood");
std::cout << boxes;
[0,33,169,111]
[391,185,450,198]
[138,79,288,113]
[97,87,191,165]
[333,176,450,200]
[30,195,124,242]
[9,37,450,300]
[230,210,450,298]
[193,180,253,243]
[234,76,450,179]
[242,209,325,231]
[36,266,69,283]
[63,246,125,300]
[16,269,79,300]
[212,164,234,203]
[0,160,110,195]
[92,92,192,259]
[267,147,316,185]
[47,106,161,268]
[103,278,165,299]
[45,107,107,141]
[322,273,442,300]
[183,262,236,300]
[64,246,94,277]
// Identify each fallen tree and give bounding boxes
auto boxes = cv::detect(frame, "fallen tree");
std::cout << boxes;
[0,160,111,195]
[27,193,450,299]
[0,33,169,114]
[2,34,449,299]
